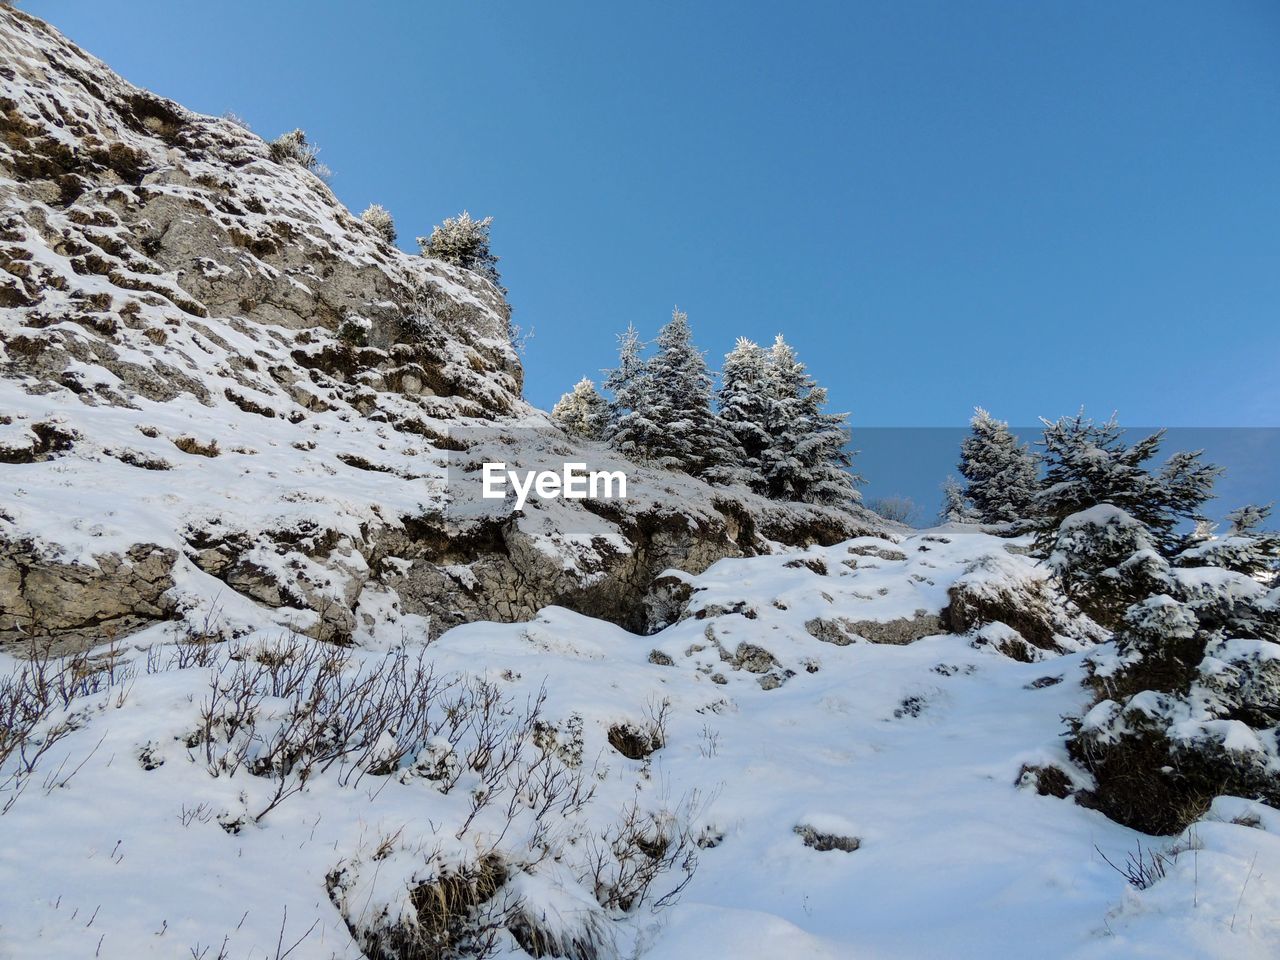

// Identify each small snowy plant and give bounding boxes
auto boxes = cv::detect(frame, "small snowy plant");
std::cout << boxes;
[268,128,321,170]
[360,203,397,245]
[957,407,1040,525]
[418,211,502,288]
[939,475,980,523]
[1177,503,1280,580]
[551,378,610,441]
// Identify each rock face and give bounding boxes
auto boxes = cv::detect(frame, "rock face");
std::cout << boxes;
[0,8,879,650]
[0,540,176,651]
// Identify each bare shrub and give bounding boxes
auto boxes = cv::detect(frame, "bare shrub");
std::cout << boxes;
[581,796,699,913]
[1095,839,1176,890]
[0,641,134,812]
[867,495,920,526]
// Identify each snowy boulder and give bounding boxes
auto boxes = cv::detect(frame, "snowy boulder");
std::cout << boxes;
[946,549,1106,657]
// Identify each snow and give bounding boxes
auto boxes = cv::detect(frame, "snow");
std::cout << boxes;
[2,531,1278,958]
[2,9,1278,958]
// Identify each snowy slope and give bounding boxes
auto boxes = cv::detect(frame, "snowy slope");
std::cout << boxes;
[2,531,1278,959]
[2,8,1278,960]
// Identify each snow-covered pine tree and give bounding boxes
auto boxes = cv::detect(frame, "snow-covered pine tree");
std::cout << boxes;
[1033,413,1222,628]
[603,324,662,460]
[939,475,979,523]
[761,335,859,505]
[957,408,1040,524]
[1034,413,1220,551]
[1176,503,1280,581]
[715,337,772,489]
[551,377,610,441]
[644,308,738,476]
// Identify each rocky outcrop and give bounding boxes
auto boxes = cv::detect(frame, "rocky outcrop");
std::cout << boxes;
[0,7,880,652]
[943,548,1107,657]
[804,610,945,646]
[0,540,176,650]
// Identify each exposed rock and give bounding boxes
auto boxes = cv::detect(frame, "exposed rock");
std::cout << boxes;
[944,551,1106,655]
[794,824,861,853]
[1016,764,1075,799]
[0,540,176,650]
[732,642,779,674]
[805,610,944,646]
[805,616,860,646]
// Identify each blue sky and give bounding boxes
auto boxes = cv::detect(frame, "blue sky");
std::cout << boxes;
[28,0,1280,515]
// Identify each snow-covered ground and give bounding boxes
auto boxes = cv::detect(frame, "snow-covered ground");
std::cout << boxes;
[3,530,1278,959]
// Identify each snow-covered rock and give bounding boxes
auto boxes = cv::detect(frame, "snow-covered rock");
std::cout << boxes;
[0,6,877,650]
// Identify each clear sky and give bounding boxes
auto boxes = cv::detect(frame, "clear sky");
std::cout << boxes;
[25,0,1280,514]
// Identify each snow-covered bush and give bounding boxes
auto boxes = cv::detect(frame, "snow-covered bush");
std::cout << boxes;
[958,407,1040,524]
[552,378,610,441]
[1029,416,1280,833]
[1046,504,1171,628]
[418,211,502,288]
[268,128,321,170]
[360,203,397,245]
[1067,523,1280,834]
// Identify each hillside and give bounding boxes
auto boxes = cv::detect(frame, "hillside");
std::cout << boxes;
[2,8,1279,960]
[0,5,875,652]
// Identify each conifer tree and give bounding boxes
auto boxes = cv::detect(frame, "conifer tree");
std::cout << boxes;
[603,324,661,459]
[1176,503,1280,580]
[761,335,859,504]
[417,211,502,288]
[939,475,979,523]
[1034,413,1222,627]
[957,408,1040,524]
[1034,414,1220,550]
[551,377,610,441]
[644,308,738,476]
[715,337,772,486]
